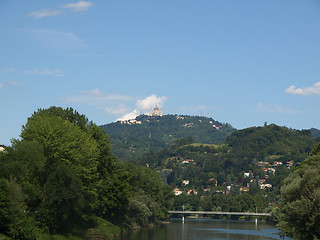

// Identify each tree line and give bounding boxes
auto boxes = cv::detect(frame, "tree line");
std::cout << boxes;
[0,107,173,239]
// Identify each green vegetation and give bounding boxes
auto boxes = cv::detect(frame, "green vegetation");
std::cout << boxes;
[226,124,315,164]
[1,107,319,239]
[278,141,320,239]
[310,128,320,139]
[101,114,235,161]
[132,124,317,221]
[0,107,173,239]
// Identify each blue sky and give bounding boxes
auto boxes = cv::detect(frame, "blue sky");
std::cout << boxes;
[1,0,320,145]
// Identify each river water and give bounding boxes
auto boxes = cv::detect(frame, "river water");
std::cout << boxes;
[116,219,291,240]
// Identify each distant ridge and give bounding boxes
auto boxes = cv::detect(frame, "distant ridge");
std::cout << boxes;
[310,128,320,139]
[101,114,236,161]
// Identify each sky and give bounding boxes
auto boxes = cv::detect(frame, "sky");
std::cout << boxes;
[1,0,320,146]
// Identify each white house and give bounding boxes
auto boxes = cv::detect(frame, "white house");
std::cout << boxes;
[173,188,183,196]
[182,180,190,186]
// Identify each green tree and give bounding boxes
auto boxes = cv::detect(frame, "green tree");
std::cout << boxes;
[92,171,130,224]
[21,114,100,185]
[40,164,84,233]
[0,179,12,234]
[278,142,320,239]
[0,106,175,238]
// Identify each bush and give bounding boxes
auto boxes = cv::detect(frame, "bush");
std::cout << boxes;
[84,216,121,240]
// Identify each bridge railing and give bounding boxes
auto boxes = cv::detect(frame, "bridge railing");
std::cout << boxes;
[168,210,271,217]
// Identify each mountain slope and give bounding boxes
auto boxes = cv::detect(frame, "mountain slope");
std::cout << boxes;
[310,128,320,139]
[226,124,315,164]
[133,124,317,199]
[101,114,235,161]
[136,124,316,172]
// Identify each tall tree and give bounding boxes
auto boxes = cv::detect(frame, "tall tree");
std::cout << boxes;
[21,114,100,184]
[278,142,320,239]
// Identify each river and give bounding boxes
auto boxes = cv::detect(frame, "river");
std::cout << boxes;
[116,218,291,240]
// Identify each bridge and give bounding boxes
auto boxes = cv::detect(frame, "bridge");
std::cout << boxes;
[168,210,271,225]
[168,210,270,217]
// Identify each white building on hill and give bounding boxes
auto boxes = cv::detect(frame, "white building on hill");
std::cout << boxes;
[149,105,163,117]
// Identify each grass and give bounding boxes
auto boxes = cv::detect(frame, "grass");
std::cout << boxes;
[188,143,226,149]
[84,216,121,240]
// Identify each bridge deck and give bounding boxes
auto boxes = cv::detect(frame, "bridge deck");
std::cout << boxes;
[168,210,271,216]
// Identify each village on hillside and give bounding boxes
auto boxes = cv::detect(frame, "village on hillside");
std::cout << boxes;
[157,158,294,197]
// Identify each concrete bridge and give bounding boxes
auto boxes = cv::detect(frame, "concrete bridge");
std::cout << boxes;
[168,210,271,225]
[168,210,271,217]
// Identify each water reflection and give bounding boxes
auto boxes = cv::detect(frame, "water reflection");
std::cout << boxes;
[117,218,291,240]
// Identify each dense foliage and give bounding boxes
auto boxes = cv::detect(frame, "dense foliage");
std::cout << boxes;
[0,107,173,239]
[133,124,316,218]
[1,107,318,239]
[310,128,320,139]
[226,124,315,164]
[278,141,320,239]
[101,114,235,161]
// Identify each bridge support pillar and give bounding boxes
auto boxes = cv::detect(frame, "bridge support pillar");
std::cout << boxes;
[182,215,184,224]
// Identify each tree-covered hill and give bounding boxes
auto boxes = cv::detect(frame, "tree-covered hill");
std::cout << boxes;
[135,123,316,173]
[132,124,317,214]
[226,124,316,164]
[310,127,320,139]
[101,114,235,161]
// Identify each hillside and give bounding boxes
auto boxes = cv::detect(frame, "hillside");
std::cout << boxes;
[100,115,319,215]
[101,114,235,161]
[226,124,315,164]
[310,127,320,139]
[133,124,318,211]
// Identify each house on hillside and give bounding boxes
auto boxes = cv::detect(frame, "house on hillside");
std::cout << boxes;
[286,161,293,168]
[273,161,283,166]
[244,172,250,178]
[259,179,267,184]
[187,189,198,196]
[256,161,270,167]
[212,124,221,129]
[208,178,217,186]
[182,159,194,164]
[183,123,194,128]
[268,168,276,174]
[182,180,190,186]
[240,186,249,192]
[120,119,142,125]
[260,184,272,190]
[176,116,185,120]
[173,188,183,196]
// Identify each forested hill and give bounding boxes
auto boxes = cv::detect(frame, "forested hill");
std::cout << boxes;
[133,124,318,210]
[101,114,235,161]
[226,124,316,164]
[135,124,317,174]
[310,127,320,139]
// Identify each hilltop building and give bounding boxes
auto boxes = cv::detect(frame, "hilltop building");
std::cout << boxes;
[149,105,163,117]
[0,145,6,152]
[119,119,142,125]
